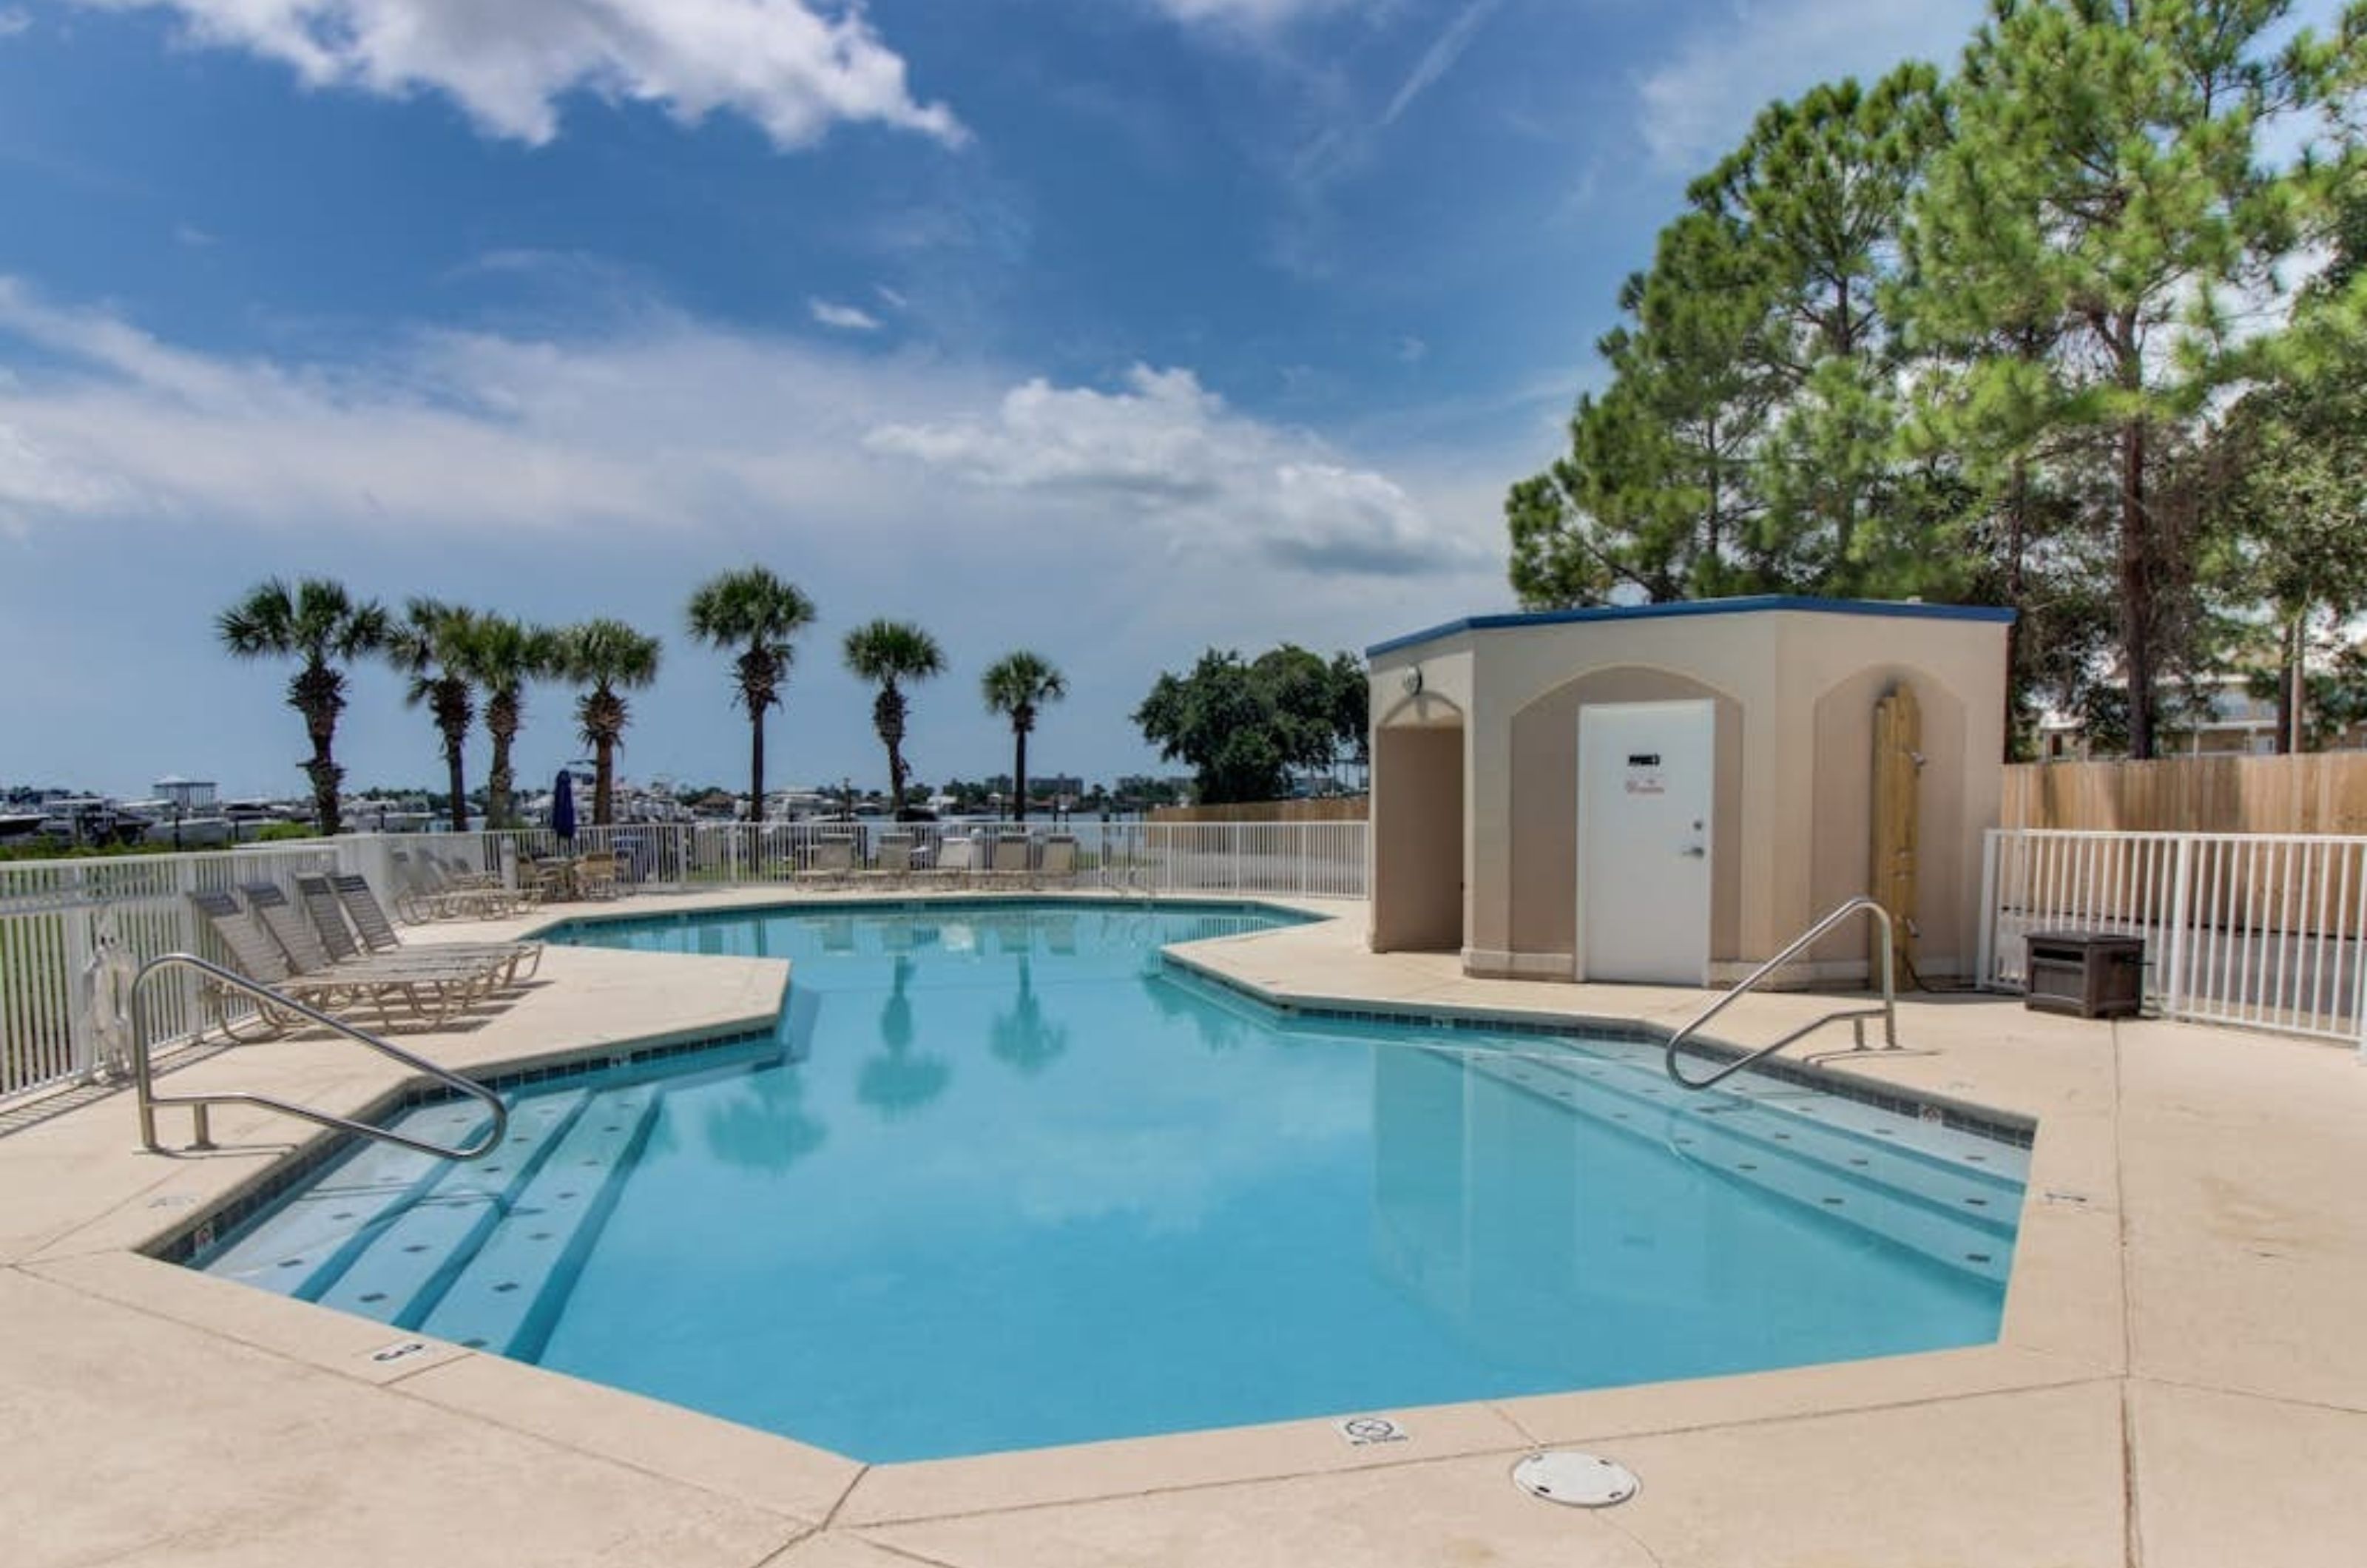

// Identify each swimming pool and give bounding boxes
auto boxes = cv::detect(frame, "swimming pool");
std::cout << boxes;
[187,899,2029,1462]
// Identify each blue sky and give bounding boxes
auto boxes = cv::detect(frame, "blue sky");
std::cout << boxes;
[0,0,2009,800]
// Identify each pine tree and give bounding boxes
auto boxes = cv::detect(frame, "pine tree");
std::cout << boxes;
[1902,0,2350,757]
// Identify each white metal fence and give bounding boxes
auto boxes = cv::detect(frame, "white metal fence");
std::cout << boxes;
[411,820,1370,902]
[1,840,357,1105]
[1,820,1368,1104]
[1980,828,2367,1047]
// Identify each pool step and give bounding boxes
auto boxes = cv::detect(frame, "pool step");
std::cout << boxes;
[1477,1045,2022,1206]
[305,1090,592,1324]
[1468,1052,2019,1284]
[416,1084,663,1358]
[198,1101,499,1295]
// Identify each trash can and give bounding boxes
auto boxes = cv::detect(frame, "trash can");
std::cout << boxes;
[2022,931,2146,1020]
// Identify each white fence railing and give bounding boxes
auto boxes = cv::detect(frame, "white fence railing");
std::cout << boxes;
[1,820,1367,1104]
[402,820,1371,902]
[1980,828,2367,1047]
[1,839,361,1105]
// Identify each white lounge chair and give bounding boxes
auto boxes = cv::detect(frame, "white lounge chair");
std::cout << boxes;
[1036,834,1078,890]
[985,833,1031,889]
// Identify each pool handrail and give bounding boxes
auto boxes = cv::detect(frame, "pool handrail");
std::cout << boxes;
[129,951,507,1160]
[1664,896,1899,1091]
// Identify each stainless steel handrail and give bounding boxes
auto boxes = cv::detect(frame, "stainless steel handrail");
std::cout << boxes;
[1664,896,1899,1091]
[129,953,508,1159]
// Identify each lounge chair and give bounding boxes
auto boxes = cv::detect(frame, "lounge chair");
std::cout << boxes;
[433,851,504,891]
[864,833,917,888]
[389,850,520,922]
[188,891,471,1034]
[1036,834,1078,890]
[985,833,1031,889]
[802,837,855,891]
[923,834,977,891]
[305,873,542,984]
[238,882,504,996]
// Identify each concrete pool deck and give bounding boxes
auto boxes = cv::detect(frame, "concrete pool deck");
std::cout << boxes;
[4,889,2366,1566]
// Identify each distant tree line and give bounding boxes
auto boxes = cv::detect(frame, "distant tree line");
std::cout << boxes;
[1507,0,2367,758]
[216,567,1070,834]
[1132,646,1368,804]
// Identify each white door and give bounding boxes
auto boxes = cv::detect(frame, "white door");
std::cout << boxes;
[1577,701,1713,984]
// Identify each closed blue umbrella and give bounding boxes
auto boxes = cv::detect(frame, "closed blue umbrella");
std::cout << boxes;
[551,768,577,844]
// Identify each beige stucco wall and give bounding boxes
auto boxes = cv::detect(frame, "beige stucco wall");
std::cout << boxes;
[1505,669,1744,971]
[1368,605,2008,984]
[1369,646,1474,954]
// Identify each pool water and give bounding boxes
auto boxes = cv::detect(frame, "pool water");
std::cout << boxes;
[191,901,2028,1463]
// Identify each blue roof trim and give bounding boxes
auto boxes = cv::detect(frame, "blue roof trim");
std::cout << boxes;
[1365,595,2018,658]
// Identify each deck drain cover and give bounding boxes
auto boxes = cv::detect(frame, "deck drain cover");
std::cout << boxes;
[1513,1451,1638,1508]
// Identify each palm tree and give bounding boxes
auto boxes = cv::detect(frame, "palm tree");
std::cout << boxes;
[685,567,817,822]
[465,615,562,830]
[215,578,389,835]
[841,618,945,817]
[387,598,484,833]
[990,956,1070,1075]
[558,618,662,826]
[980,650,1067,822]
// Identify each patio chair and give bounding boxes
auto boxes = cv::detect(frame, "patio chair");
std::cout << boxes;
[188,891,467,1035]
[433,851,504,891]
[304,873,542,984]
[517,855,574,904]
[573,851,623,901]
[388,851,519,922]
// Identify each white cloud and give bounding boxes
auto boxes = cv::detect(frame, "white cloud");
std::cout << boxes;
[865,365,1479,575]
[0,280,1482,584]
[1637,0,1982,169]
[75,0,964,149]
[0,8,33,38]
[1394,335,1428,365]
[0,275,941,538]
[173,223,217,248]
[808,297,882,332]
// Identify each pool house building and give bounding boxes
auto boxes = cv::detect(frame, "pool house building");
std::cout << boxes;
[1365,596,2016,988]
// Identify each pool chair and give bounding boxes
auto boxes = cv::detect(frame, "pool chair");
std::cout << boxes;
[1035,834,1078,891]
[188,891,472,1035]
[922,834,977,891]
[985,832,1032,889]
[303,873,543,984]
[516,854,573,904]
[801,836,857,891]
[573,851,624,901]
[864,833,918,889]
[432,851,504,891]
[388,850,520,923]
[238,882,506,999]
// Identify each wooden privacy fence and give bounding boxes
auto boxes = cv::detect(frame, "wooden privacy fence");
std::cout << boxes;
[2004,753,2367,835]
